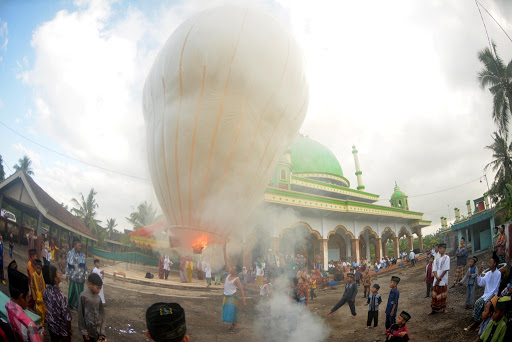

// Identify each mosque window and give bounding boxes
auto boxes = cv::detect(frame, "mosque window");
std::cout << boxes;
[398,200,402,207]
[280,169,287,181]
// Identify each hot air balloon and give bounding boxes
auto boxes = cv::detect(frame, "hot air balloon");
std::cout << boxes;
[142,5,309,252]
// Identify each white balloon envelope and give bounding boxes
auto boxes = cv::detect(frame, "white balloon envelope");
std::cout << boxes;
[143,5,309,251]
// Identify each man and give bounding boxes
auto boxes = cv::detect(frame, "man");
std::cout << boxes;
[429,243,450,314]
[491,227,499,252]
[65,240,87,309]
[408,250,415,267]
[465,253,502,331]
[496,225,506,264]
[326,273,358,318]
[451,237,467,288]
[146,302,189,342]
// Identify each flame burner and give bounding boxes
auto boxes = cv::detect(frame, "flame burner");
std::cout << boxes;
[192,235,208,254]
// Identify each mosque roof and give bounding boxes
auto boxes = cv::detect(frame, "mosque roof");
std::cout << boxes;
[390,182,407,200]
[290,135,343,177]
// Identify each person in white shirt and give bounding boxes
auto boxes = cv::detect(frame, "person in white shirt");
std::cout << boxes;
[92,259,105,304]
[429,243,450,314]
[465,253,502,331]
[409,250,416,267]
[204,261,212,288]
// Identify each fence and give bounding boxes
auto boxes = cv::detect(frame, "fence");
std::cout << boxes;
[88,247,158,266]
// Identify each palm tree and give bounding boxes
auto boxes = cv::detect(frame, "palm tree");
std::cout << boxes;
[478,42,512,134]
[485,132,512,200]
[71,188,104,241]
[13,155,34,175]
[0,154,5,181]
[126,201,158,229]
[106,218,117,237]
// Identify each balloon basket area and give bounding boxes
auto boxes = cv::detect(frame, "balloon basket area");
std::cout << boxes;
[192,246,205,254]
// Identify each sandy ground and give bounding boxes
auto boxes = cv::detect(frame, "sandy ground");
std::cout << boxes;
[0,247,492,342]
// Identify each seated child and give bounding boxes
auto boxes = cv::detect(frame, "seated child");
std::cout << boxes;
[146,302,189,342]
[78,273,106,342]
[478,296,510,342]
[385,311,410,341]
[5,261,44,341]
[474,299,494,342]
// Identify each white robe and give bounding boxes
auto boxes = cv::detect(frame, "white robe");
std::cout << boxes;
[92,267,105,304]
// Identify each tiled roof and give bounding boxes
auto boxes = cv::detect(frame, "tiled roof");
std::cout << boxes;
[24,173,95,239]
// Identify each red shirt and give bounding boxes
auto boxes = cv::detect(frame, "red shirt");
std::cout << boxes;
[386,323,409,341]
[425,263,434,284]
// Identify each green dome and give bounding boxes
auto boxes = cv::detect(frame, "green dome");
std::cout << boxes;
[390,182,407,200]
[289,136,343,176]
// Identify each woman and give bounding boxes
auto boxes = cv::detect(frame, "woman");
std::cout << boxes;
[164,255,172,280]
[158,255,164,279]
[222,243,246,332]
[185,256,193,282]
[496,225,507,264]
[50,238,59,263]
[179,256,188,282]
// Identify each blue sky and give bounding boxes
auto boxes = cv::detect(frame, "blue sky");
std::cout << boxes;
[0,0,511,235]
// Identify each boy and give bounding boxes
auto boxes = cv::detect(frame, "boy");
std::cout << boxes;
[260,278,273,298]
[385,310,410,341]
[5,261,44,341]
[146,302,189,342]
[366,283,382,329]
[91,259,105,305]
[430,243,450,315]
[459,256,478,309]
[30,259,46,326]
[355,266,362,287]
[326,273,357,318]
[42,265,72,341]
[478,296,509,342]
[363,269,372,298]
[385,276,400,330]
[78,273,105,342]
[425,255,434,298]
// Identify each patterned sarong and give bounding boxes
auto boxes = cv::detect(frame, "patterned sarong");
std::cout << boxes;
[68,280,84,309]
[431,285,447,312]
[454,265,464,283]
[473,297,488,322]
[222,295,239,323]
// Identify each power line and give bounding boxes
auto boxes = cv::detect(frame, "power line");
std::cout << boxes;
[475,0,494,55]
[476,0,512,44]
[0,121,150,181]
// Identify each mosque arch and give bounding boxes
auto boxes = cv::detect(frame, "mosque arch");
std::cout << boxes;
[398,226,411,239]
[381,227,396,239]
[360,226,379,239]
[279,222,321,269]
[327,225,355,240]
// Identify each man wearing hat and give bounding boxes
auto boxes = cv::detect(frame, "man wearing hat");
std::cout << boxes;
[5,260,44,341]
[146,302,189,342]
[466,252,502,331]
[430,243,450,314]
[326,272,358,318]
[478,296,510,342]
[385,311,411,341]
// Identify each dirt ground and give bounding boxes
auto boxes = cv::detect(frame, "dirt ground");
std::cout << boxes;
[1,248,493,342]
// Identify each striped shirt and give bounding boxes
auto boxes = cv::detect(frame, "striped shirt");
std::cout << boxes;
[5,300,41,342]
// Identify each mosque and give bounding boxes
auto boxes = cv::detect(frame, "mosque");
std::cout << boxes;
[243,135,431,270]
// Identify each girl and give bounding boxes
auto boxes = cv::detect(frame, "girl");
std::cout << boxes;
[42,264,73,341]
[222,243,246,333]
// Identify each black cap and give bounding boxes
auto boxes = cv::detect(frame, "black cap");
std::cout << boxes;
[391,276,401,284]
[472,256,478,263]
[400,311,411,322]
[438,243,447,248]
[8,267,29,298]
[146,303,186,342]
[373,284,380,290]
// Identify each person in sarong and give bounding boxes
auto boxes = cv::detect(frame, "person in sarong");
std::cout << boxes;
[185,257,193,282]
[222,243,246,333]
[451,237,467,288]
[496,226,507,264]
[425,255,434,298]
[429,243,449,315]
[65,240,87,309]
[465,253,502,331]
[179,256,188,283]
[158,255,164,280]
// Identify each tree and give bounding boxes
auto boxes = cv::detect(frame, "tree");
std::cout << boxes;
[13,155,34,175]
[106,218,118,237]
[0,155,5,181]
[478,42,512,134]
[71,188,105,243]
[126,201,158,230]
[485,132,512,200]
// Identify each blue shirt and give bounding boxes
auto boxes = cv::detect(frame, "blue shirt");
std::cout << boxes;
[385,287,399,315]
[367,293,382,311]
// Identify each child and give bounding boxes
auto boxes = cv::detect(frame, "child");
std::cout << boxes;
[260,278,273,298]
[363,269,372,298]
[204,261,212,288]
[145,302,189,342]
[310,274,317,300]
[27,249,37,285]
[473,299,495,341]
[297,276,309,306]
[355,267,362,286]
[6,261,44,341]
[31,259,46,326]
[424,255,434,298]
[92,259,105,305]
[326,273,358,318]
[478,296,509,342]
[78,273,105,342]
[385,276,400,330]
[459,256,478,309]
[366,284,382,329]
[42,264,72,341]
[385,310,410,341]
